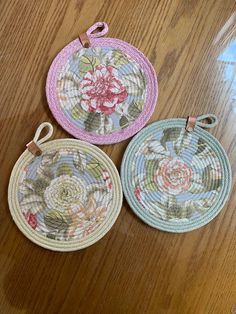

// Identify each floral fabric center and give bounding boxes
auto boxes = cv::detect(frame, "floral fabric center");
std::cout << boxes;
[44,175,85,211]
[155,157,192,195]
[57,47,147,134]
[18,149,114,241]
[131,127,223,221]
[80,65,128,115]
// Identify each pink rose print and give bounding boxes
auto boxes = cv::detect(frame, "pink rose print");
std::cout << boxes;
[102,169,112,190]
[83,223,96,238]
[155,157,193,195]
[80,65,128,115]
[134,186,142,204]
[23,212,37,230]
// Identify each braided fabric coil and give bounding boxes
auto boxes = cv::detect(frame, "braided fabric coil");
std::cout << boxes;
[121,116,232,233]
[8,126,123,251]
[46,22,158,144]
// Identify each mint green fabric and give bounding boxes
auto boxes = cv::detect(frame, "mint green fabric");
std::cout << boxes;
[121,118,232,233]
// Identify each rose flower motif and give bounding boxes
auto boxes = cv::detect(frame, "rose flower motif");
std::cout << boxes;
[155,157,193,195]
[23,212,37,230]
[102,169,112,190]
[44,175,86,211]
[80,65,128,115]
[134,186,142,204]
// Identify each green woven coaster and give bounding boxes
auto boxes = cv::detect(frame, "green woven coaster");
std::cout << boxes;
[121,114,232,232]
[8,123,123,251]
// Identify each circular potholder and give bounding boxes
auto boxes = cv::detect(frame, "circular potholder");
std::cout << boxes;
[8,123,123,251]
[121,114,232,233]
[46,22,158,144]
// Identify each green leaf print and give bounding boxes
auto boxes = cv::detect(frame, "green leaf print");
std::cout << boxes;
[19,178,36,194]
[119,115,129,129]
[142,160,158,192]
[20,193,46,214]
[41,151,60,166]
[128,101,142,119]
[87,161,100,170]
[71,105,88,120]
[103,49,130,67]
[138,68,147,91]
[159,195,183,220]
[145,159,159,176]
[135,101,145,111]
[143,179,157,192]
[160,128,181,150]
[111,50,130,65]
[201,165,222,191]
[44,210,70,232]
[46,233,56,240]
[37,166,54,182]
[86,160,103,178]
[196,138,207,154]
[59,73,80,89]
[189,165,221,194]
[87,183,107,195]
[188,174,204,194]
[84,112,101,132]
[33,178,50,196]
[57,163,73,177]
[183,199,213,215]
[73,151,87,172]
[124,71,146,96]
[173,203,193,219]
[79,55,100,75]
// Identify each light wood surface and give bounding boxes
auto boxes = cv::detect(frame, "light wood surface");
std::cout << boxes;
[1,0,236,313]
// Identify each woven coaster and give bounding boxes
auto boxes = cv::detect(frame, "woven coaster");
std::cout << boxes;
[46,22,158,144]
[8,123,123,251]
[121,114,232,232]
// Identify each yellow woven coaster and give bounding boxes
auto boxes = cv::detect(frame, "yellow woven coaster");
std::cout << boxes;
[8,123,122,251]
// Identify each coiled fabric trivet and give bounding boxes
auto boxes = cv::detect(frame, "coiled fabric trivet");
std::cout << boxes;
[46,22,158,144]
[121,114,231,232]
[8,123,123,250]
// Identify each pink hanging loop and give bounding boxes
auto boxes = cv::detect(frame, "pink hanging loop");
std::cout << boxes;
[86,22,109,38]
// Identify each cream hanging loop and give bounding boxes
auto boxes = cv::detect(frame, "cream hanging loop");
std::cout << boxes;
[26,122,53,156]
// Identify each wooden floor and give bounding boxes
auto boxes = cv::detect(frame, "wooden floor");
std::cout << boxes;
[1,0,236,313]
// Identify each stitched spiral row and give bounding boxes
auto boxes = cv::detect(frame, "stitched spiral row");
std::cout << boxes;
[46,36,158,144]
[8,139,123,251]
[121,119,232,233]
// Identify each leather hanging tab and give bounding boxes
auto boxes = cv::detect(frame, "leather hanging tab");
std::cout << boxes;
[26,141,42,156]
[186,116,197,132]
[79,32,91,48]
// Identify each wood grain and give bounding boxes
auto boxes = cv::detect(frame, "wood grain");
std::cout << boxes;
[1,0,236,313]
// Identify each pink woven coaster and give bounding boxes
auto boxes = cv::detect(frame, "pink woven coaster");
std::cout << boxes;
[46,22,158,144]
